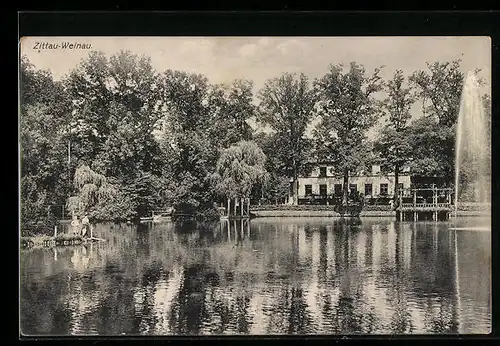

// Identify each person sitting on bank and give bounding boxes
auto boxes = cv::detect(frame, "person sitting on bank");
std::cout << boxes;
[81,214,90,238]
[71,215,81,235]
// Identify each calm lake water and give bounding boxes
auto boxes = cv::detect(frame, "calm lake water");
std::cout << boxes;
[20,217,491,336]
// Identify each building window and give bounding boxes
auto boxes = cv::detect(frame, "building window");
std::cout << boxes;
[305,185,312,196]
[334,184,342,196]
[319,166,327,177]
[319,184,327,196]
[349,184,357,193]
[365,183,373,196]
[380,183,388,195]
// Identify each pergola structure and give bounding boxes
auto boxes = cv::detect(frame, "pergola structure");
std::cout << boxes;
[396,185,454,221]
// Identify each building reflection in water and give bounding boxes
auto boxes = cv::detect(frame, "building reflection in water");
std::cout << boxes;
[20,217,491,335]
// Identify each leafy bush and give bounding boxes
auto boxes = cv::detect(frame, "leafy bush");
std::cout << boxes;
[20,212,58,237]
[194,207,221,221]
[365,196,392,205]
[334,203,363,217]
[455,203,490,212]
[90,189,137,222]
[332,190,365,217]
[363,205,393,211]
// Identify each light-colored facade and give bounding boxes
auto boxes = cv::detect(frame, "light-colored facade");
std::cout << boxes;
[296,164,412,200]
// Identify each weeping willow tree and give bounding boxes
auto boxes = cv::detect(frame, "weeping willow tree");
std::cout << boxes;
[67,165,117,217]
[211,141,267,214]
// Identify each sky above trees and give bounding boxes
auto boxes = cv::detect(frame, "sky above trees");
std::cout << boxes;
[20,36,491,138]
[21,36,490,89]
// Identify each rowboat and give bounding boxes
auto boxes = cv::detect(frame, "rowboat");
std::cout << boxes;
[140,209,174,223]
[84,236,106,242]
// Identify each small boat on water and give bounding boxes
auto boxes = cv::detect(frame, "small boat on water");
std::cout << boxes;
[84,236,106,242]
[140,208,174,223]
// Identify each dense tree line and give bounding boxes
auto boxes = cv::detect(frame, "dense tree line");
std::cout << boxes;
[20,50,490,233]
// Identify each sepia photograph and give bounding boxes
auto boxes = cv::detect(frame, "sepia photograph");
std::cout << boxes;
[19,36,491,336]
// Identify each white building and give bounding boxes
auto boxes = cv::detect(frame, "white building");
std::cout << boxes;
[294,163,412,204]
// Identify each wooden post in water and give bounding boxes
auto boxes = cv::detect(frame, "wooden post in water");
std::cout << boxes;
[233,219,237,242]
[247,198,250,217]
[227,198,231,218]
[241,198,244,217]
[234,198,237,218]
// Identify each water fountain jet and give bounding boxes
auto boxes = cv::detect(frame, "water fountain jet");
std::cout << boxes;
[450,71,491,231]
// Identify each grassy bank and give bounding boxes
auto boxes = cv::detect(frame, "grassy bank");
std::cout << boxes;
[250,204,490,218]
[250,204,393,211]
[250,210,395,218]
[250,205,394,217]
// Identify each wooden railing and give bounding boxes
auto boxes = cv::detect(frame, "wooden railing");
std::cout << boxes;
[437,203,452,208]
[399,203,452,209]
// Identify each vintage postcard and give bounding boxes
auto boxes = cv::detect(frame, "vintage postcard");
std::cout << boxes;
[19,36,491,336]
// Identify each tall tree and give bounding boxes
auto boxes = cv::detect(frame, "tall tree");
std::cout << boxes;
[161,69,212,133]
[374,70,416,203]
[65,50,166,219]
[314,62,384,206]
[64,51,112,165]
[66,50,165,178]
[410,60,467,127]
[252,132,291,204]
[208,79,256,148]
[408,60,473,183]
[257,73,316,205]
[20,57,72,229]
[159,70,219,214]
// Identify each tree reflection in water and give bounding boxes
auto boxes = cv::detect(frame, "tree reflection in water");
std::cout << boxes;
[20,217,491,335]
